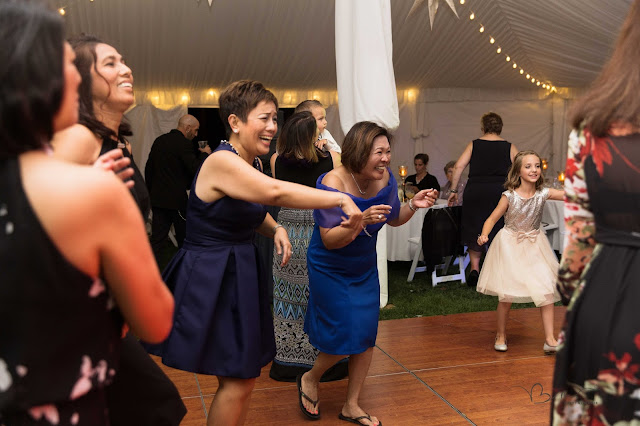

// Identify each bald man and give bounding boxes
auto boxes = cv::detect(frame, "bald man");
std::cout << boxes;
[145,114,210,263]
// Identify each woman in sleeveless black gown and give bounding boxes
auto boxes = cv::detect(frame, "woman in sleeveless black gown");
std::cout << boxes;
[448,113,517,285]
[53,34,185,425]
[552,4,640,422]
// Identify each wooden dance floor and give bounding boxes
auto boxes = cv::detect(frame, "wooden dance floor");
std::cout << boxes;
[151,306,566,425]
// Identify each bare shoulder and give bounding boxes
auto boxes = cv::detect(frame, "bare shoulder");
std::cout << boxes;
[321,167,346,191]
[51,124,101,165]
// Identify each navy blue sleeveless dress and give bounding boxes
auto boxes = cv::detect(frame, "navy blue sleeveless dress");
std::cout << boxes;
[145,143,275,378]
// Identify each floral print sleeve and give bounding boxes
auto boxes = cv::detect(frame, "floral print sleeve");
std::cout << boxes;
[557,126,597,304]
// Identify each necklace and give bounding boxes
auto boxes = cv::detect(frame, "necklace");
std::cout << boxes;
[350,172,368,195]
[221,140,261,170]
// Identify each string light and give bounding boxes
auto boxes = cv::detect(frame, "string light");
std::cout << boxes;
[462,2,557,93]
[58,7,65,15]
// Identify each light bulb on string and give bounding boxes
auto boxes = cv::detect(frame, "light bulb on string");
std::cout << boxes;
[489,37,495,44]
[470,12,475,20]
[460,0,465,4]
[526,74,530,79]
[506,56,510,62]
[58,7,65,15]
[479,26,484,33]
[520,69,524,74]
[537,81,541,86]
[531,78,535,83]
[512,63,517,69]
[496,47,502,54]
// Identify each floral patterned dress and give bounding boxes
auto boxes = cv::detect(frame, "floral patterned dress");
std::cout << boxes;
[551,124,640,425]
[0,157,122,425]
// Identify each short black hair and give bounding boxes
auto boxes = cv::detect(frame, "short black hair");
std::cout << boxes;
[0,0,64,158]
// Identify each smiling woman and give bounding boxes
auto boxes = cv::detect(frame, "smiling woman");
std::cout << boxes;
[142,80,364,426]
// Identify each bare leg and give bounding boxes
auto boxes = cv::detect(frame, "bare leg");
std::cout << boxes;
[496,301,512,345]
[300,352,345,415]
[469,249,482,272]
[340,348,380,426]
[207,376,256,426]
[540,304,558,346]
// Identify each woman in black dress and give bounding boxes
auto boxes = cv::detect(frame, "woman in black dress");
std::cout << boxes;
[0,2,173,423]
[405,153,440,196]
[552,1,640,422]
[448,113,518,285]
[52,34,186,425]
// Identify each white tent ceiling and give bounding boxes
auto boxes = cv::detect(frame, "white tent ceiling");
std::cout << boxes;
[57,0,631,93]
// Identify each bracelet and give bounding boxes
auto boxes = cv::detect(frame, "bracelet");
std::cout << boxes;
[272,224,284,234]
[408,198,418,212]
[450,189,458,193]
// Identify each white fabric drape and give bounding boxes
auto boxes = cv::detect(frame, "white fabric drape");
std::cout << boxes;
[335,0,399,307]
[335,0,399,133]
[124,104,187,175]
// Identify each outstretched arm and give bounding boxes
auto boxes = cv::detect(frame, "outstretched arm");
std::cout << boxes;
[477,195,509,245]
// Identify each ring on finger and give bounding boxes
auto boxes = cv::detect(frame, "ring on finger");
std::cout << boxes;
[378,214,382,219]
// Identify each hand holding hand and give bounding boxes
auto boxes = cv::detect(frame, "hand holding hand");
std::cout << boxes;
[94,148,134,188]
[412,188,438,209]
[477,234,489,246]
[274,227,292,266]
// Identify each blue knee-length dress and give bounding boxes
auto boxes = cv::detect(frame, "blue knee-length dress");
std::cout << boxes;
[304,171,400,355]
[144,143,275,378]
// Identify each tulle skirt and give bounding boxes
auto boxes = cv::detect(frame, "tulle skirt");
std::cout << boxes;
[477,228,560,306]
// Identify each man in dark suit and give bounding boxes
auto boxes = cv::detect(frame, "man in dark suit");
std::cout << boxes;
[146,114,210,262]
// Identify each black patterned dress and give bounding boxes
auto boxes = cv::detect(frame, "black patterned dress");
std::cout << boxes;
[269,153,347,382]
[0,157,122,425]
[551,125,640,424]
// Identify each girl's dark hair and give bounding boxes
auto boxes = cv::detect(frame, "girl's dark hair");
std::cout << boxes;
[68,34,132,142]
[504,150,544,191]
[481,112,503,135]
[342,121,392,173]
[0,0,64,157]
[570,0,640,136]
[277,111,323,163]
[219,80,279,138]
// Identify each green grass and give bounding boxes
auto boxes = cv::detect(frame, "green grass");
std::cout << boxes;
[156,240,546,322]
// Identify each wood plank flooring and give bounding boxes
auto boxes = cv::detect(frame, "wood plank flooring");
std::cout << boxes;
[151,306,565,425]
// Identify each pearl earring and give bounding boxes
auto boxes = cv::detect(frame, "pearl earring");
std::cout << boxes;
[233,129,238,134]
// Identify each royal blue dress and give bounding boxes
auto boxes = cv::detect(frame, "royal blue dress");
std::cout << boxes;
[304,170,400,355]
[144,143,275,379]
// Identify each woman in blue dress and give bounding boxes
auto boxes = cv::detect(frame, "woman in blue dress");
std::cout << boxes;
[144,80,362,425]
[297,121,439,426]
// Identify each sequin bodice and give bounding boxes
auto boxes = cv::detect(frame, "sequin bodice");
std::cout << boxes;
[503,188,549,233]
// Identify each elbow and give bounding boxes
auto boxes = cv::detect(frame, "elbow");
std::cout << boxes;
[264,181,286,206]
[143,295,174,344]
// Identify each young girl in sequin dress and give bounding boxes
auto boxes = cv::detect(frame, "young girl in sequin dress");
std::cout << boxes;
[476,151,564,354]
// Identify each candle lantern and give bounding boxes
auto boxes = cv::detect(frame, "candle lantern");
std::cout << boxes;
[399,165,408,202]
[557,171,565,184]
